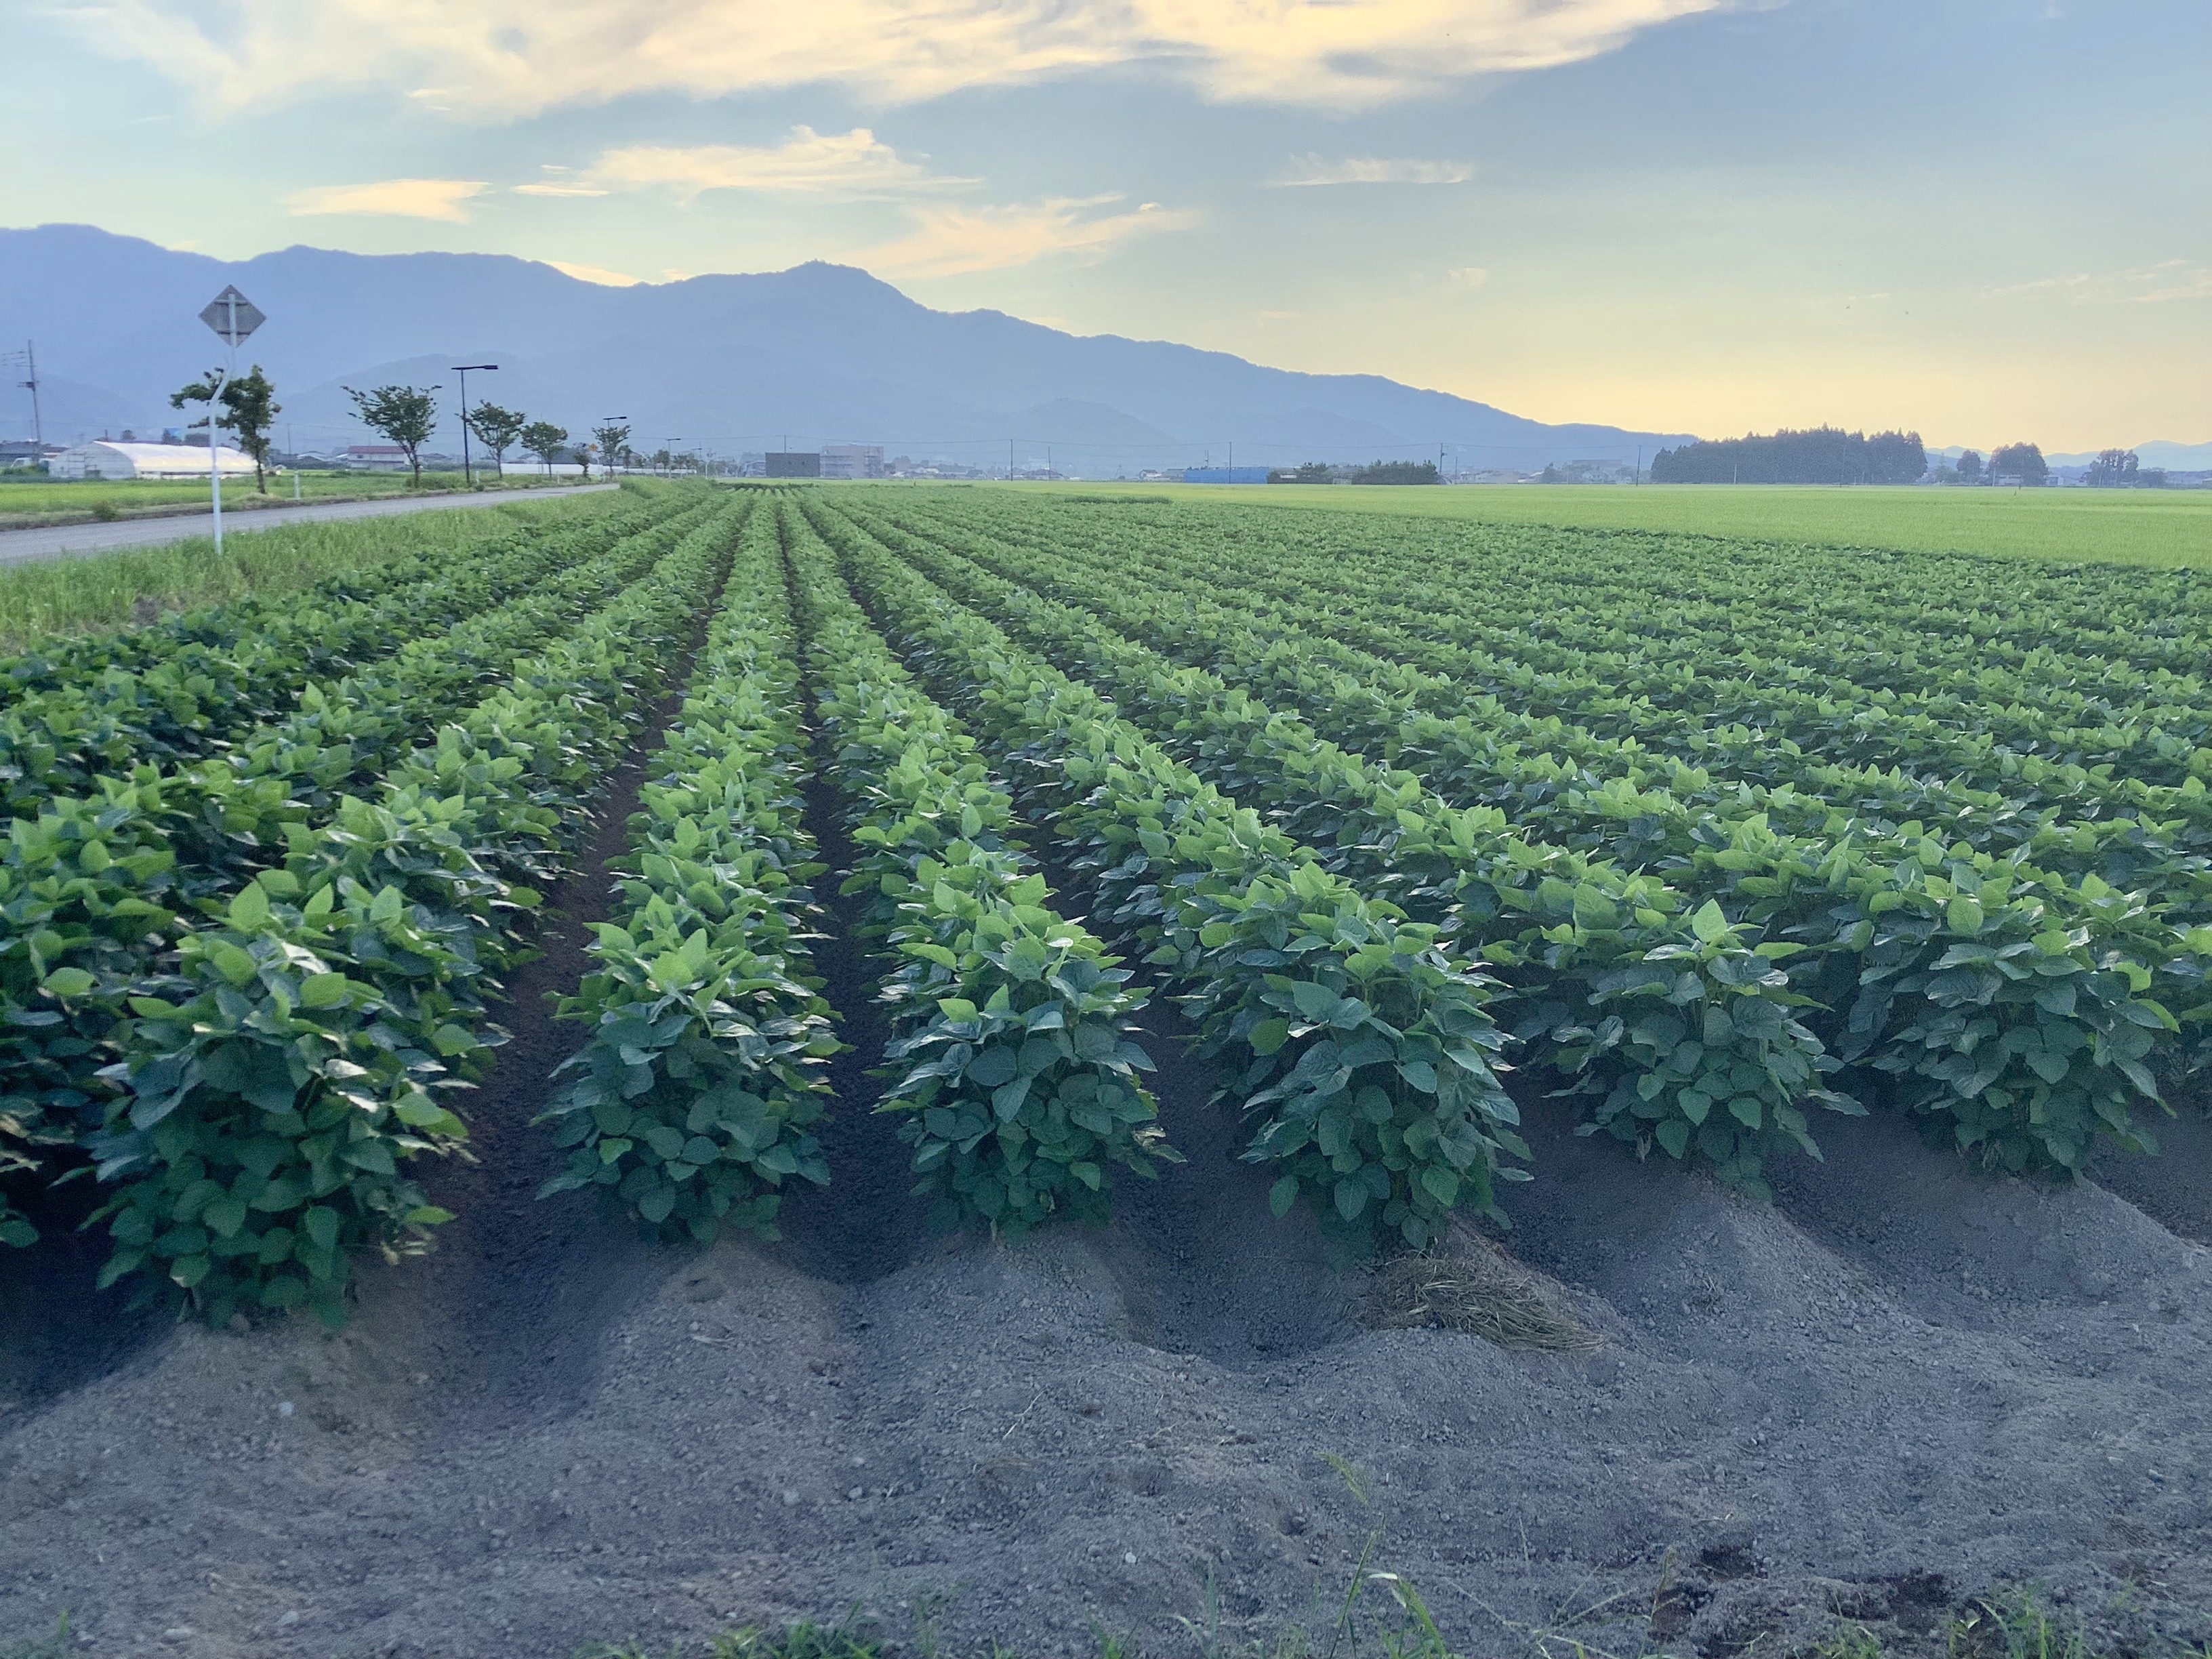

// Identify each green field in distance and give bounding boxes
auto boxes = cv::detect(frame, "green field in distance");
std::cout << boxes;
[986,481,2212,569]
[0,469,574,516]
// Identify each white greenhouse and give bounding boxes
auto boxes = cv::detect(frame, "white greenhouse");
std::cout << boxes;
[45,441,257,480]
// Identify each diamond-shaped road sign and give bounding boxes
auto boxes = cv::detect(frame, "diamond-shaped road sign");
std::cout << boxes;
[199,286,265,347]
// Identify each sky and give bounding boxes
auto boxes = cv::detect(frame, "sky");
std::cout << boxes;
[5,0,2208,450]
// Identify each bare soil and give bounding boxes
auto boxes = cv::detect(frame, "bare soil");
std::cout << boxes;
[3,804,2209,1659]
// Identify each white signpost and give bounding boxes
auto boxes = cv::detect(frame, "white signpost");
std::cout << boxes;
[197,285,264,554]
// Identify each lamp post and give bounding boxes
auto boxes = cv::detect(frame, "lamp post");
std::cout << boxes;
[451,364,497,487]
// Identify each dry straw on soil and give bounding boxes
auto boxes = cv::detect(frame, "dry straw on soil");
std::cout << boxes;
[1360,1232,1604,1353]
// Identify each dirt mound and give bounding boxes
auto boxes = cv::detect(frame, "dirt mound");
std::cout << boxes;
[4,838,2211,1658]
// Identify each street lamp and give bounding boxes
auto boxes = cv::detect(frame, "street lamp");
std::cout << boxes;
[451,364,497,487]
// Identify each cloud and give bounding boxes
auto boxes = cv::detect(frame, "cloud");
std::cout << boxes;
[1447,266,1490,289]
[1980,260,2212,306]
[1272,157,1476,187]
[525,127,956,203]
[859,195,1197,279]
[546,259,646,286]
[56,0,1748,117]
[511,171,607,199]
[285,178,489,221]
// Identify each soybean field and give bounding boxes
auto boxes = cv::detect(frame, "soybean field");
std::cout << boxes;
[2,483,2208,1659]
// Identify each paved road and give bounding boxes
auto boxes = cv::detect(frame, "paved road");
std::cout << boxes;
[0,484,621,567]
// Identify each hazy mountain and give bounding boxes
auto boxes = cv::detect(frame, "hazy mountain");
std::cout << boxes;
[2046,442,2212,470]
[0,222,1694,474]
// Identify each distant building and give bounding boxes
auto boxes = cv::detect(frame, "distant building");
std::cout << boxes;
[1179,467,1271,485]
[821,443,886,480]
[766,452,822,478]
[0,441,56,468]
[339,445,411,472]
[45,441,255,480]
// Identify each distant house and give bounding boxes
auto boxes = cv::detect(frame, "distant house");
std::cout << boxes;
[821,443,886,480]
[766,452,822,478]
[1180,467,1271,485]
[45,441,255,480]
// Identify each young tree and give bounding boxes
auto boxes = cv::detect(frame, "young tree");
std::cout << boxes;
[169,364,282,493]
[1954,449,1984,484]
[1990,442,2049,486]
[466,401,527,478]
[521,420,570,477]
[592,422,631,478]
[344,383,440,488]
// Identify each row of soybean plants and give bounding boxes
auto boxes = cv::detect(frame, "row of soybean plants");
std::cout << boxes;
[1,491,719,1247]
[976,494,2212,777]
[830,495,2188,1183]
[544,498,1166,1242]
[909,495,2212,866]
[920,498,2212,956]
[774,503,1528,1262]
[899,494,2212,962]
[811,500,1841,1193]
[3,497,735,1322]
[0,488,660,809]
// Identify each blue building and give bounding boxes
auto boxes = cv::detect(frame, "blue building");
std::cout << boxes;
[1179,466,1271,484]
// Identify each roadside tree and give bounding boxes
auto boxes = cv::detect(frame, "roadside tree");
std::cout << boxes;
[466,402,527,478]
[344,383,440,489]
[592,423,631,478]
[522,419,571,477]
[170,364,281,493]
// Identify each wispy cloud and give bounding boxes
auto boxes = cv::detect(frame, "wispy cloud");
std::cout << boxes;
[1447,266,1490,289]
[285,178,489,222]
[859,195,1197,279]
[1272,157,1476,187]
[520,127,955,203]
[60,1,1746,117]
[546,259,646,286]
[1980,260,2212,306]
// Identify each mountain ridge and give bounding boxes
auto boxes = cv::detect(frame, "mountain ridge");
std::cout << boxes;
[1,222,1694,473]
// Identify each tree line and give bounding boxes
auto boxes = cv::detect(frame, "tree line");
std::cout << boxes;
[1650,427,1927,485]
[1265,459,1440,485]
[166,364,638,492]
[346,386,636,489]
[1942,444,2049,486]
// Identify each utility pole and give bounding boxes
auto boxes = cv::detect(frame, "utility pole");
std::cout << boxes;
[451,363,497,487]
[1009,437,1015,479]
[1635,444,1643,485]
[13,342,43,452]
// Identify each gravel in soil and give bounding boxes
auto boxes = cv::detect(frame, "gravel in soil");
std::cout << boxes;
[3,825,2209,1659]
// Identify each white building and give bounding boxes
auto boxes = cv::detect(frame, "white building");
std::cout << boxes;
[46,441,256,480]
[820,443,886,480]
